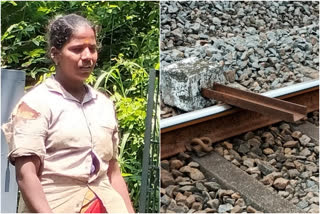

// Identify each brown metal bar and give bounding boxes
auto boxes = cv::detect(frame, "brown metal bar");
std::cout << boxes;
[161,88,318,159]
[202,83,307,122]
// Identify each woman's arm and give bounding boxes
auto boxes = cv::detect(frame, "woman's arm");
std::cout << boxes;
[107,159,135,213]
[15,156,52,213]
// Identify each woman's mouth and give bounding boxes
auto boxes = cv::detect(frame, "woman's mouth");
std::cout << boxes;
[79,66,92,72]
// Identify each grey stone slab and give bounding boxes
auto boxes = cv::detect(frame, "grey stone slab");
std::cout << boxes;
[161,57,226,111]
[193,152,304,213]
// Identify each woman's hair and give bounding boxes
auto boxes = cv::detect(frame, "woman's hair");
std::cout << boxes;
[48,14,96,50]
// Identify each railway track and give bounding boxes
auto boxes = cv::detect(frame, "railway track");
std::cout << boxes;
[161,80,319,159]
[161,114,319,213]
[160,80,319,213]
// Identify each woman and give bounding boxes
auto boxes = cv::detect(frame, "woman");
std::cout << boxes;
[2,14,134,213]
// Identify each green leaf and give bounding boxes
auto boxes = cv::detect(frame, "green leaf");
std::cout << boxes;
[21,60,32,67]
[6,53,21,64]
[94,69,112,89]
[37,6,51,14]
[31,35,45,46]
[6,1,17,6]
[1,23,18,41]
[109,4,118,8]
[49,65,56,72]
[154,62,160,70]
[25,49,46,58]
[119,125,133,159]
[85,72,96,85]
[126,15,136,20]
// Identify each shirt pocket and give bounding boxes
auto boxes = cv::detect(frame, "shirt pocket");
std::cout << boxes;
[92,123,115,162]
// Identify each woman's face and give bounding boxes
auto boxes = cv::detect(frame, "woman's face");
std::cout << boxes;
[54,24,98,83]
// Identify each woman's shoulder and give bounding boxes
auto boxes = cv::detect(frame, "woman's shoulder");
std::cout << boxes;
[15,82,51,114]
[23,82,50,100]
[89,86,115,106]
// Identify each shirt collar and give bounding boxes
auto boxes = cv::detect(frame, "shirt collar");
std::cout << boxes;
[45,75,97,103]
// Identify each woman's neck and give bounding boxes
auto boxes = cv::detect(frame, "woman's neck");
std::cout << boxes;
[54,73,86,102]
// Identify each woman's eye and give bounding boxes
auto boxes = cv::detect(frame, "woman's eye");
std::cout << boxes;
[89,47,97,53]
[71,47,83,53]
[70,46,96,54]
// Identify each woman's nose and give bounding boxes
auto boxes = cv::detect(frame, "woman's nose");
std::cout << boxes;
[81,48,92,60]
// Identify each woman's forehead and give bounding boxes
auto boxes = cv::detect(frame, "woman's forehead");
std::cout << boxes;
[69,25,96,45]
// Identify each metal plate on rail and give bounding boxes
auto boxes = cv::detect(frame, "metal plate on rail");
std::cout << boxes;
[202,83,307,122]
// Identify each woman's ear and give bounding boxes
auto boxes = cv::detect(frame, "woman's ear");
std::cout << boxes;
[50,47,60,66]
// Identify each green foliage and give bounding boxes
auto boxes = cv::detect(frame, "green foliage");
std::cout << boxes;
[1,0,159,211]
[94,54,148,97]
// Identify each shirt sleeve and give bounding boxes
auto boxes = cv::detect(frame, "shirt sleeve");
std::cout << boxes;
[1,97,49,168]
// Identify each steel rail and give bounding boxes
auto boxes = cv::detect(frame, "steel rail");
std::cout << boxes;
[161,80,319,159]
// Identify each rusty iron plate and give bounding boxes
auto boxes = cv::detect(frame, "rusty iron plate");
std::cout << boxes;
[202,83,307,122]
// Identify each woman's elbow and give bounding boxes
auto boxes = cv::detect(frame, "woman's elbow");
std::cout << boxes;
[15,156,40,185]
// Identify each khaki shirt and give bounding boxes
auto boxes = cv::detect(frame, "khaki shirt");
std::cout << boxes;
[2,76,128,213]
